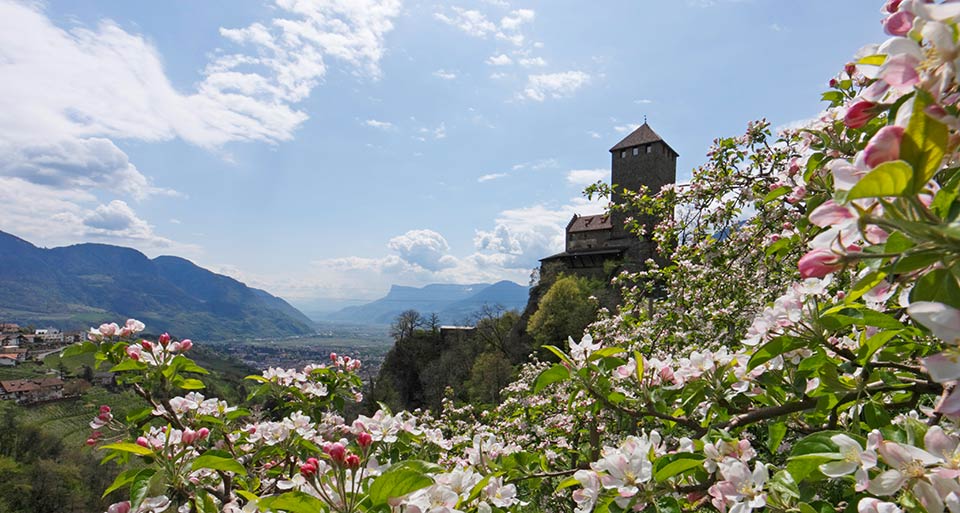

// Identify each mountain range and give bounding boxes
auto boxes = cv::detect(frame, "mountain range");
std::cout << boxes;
[324,281,529,325]
[0,231,315,340]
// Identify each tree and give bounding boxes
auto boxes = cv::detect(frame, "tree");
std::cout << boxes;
[526,275,598,348]
[471,305,520,355]
[389,309,423,341]
[466,351,513,405]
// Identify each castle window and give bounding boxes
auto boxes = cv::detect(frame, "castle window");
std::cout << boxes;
[646,145,652,153]
[633,147,638,156]
[621,151,626,158]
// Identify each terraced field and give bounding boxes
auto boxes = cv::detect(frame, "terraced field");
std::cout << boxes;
[14,387,146,446]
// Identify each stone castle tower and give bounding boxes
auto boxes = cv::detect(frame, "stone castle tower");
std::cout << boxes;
[540,122,677,274]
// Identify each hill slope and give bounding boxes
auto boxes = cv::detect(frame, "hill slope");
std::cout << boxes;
[0,231,314,340]
[326,281,529,325]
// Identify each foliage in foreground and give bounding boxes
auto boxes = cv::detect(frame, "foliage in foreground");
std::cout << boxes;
[71,2,960,512]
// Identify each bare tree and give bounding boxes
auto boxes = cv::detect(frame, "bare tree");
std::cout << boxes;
[390,310,423,341]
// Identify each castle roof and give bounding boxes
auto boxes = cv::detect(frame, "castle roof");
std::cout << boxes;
[567,214,611,233]
[609,122,678,155]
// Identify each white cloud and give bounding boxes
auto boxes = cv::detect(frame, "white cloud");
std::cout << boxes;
[490,72,509,80]
[434,7,497,37]
[512,158,558,171]
[387,229,458,271]
[0,137,176,200]
[365,119,395,130]
[433,69,457,80]
[518,56,547,67]
[522,71,591,101]
[486,53,514,66]
[566,169,607,186]
[588,131,602,139]
[478,173,508,182]
[0,0,401,253]
[500,9,535,31]
[634,98,654,104]
[614,123,642,134]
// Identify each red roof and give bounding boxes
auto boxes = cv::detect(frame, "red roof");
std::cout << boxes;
[567,214,612,233]
[0,377,64,393]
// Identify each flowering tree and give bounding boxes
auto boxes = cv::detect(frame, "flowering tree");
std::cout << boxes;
[71,2,960,512]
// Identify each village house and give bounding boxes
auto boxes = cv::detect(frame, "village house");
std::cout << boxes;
[0,377,65,404]
[34,328,64,344]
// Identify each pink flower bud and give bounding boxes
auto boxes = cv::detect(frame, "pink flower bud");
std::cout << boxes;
[844,101,878,129]
[136,436,150,448]
[330,352,338,362]
[158,333,171,346]
[300,462,317,477]
[798,248,843,278]
[182,429,198,445]
[357,432,373,448]
[829,78,838,88]
[885,0,903,13]
[108,501,132,513]
[99,405,111,414]
[99,323,118,337]
[197,427,210,440]
[179,339,192,352]
[845,63,856,76]
[324,442,346,463]
[141,340,152,351]
[85,437,98,446]
[864,125,905,168]
[345,453,361,470]
[125,346,140,361]
[883,10,914,36]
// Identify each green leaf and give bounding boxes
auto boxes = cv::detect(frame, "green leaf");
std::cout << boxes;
[61,341,97,359]
[542,345,573,365]
[556,477,580,491]
[177,378,206,390]
[100,442,154,456]
[763,186,791,203]
[101,468,146,498]
[653,453,705,482]
[192,453,247,475]
[901,90,949,191]
[634,351,644,382]
[847,160,914,200]
[129,469,154,511]
[821,91,844,104]
[534,364,570,393]
[857,330,901,366]
[748,336,806,371]
[768,422,788,453]
[368,467,434,506]
[258,492,327,513]
[110,359,148,373]
[125,407,153,424]
[845,271,887,304]
[587,347,625,361]
[910,268,960,310]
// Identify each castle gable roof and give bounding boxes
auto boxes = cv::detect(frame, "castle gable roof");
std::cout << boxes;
[567,214,611,233]
[609,122,678,155]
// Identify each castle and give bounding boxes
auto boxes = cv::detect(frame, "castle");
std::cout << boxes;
[539,122,677,275]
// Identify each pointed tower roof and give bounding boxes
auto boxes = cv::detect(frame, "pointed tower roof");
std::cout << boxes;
[609,122,678,155]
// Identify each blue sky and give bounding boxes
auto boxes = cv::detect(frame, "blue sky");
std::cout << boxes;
[0,0,882,311]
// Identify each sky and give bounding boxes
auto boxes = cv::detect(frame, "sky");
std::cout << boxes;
[0,0,884,312]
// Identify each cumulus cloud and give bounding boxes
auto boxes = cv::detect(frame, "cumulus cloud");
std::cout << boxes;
[0,138,176,199]
[615,123,642,133]
[500,9,535,31]
[566,169,607,186]
[486,53,513,66]
[518,56,547,67]
[434,7,497,37]
[522,71,591,101]
[387,229,458,271]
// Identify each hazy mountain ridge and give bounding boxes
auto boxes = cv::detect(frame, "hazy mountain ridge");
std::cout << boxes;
[0,231,314,340]
[325,281,529,325]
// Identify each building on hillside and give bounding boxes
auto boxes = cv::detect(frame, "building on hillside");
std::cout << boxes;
[540,122,677,277]
[0,377,65,404]
[0,355,17,366]
[0,323,19,332]
[34,328,64,344]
